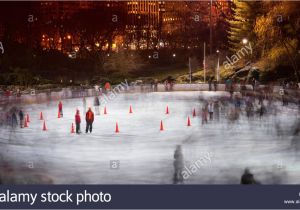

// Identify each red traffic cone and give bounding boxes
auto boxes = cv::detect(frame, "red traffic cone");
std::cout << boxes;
[166,106,169,114]
[192,108,196,117]
[71,123,75,134]
[57,111,61,118]
[104,106,107,115]
[40,112,43,120]
[160,120,164,131]
[42,120,47,131]
[115,122,119,133]
[129,105,133,114]
[26,114,30,123]
[24,118,28,128]
[187,116,191,126]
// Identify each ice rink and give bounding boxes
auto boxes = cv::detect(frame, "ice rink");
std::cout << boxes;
[0,91,299,184]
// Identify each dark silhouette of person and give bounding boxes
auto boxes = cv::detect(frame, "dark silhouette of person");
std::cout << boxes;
[241,168,259,184]
[173,145,184,184]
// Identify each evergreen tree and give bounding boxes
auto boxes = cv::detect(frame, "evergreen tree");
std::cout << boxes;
[227,0,261,52]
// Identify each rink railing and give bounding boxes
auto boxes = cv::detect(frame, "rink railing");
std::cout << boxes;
[0,84,299,106]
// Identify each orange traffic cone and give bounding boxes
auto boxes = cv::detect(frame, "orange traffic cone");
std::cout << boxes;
[26,114,30,123]
[104,106,107,115]
[24,117,28,128]
[42,120,47,131]
[57,111,61,118]
[187,116,191,126]
[160,120,164,131]
[192,108,196,117]
[71,123,75,134]
[129,105,133,114]
[166,106,169,114]
[115,122,119,133]
[40,112,43,120]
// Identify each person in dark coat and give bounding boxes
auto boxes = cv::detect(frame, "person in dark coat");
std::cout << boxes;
[75,110,81,134]
[241,168,259,184]
[173,145,184,184]
[208,78,212,91]
[18,110,24,128]
[85,108,94,133]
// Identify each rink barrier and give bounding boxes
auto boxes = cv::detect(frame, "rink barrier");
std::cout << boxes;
[0,84,299,107]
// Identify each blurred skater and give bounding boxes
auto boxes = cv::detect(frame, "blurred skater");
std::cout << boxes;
[208,102,214,120]
[83,97,86,114]
[18,109,24,128]
[214,80,218,91]
[75,110,81,134]
[214,101,220,121]
[85,108,94,133]
[94,96,100,115]
[11,112,17,128]
[201,105,208,125]
[58,101,63,117]
[173,145,184,184]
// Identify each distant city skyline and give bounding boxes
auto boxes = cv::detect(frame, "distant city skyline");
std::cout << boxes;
[0,1,232,55]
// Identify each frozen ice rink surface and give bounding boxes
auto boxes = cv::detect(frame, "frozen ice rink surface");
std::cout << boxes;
[0,91,299,184]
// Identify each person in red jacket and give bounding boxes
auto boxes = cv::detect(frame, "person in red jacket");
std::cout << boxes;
[75,110,81,134]
[85,107,94,133]
[58,101,63,117]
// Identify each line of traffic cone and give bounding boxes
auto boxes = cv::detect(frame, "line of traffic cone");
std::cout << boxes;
[42,120,47,131]
[40,112,43,120]
[129,105,133,114]
[192,108,196,117]
[71,123,75,134]
[160,120,164,131]
[104,106,107,115]
[115,122,119,133]
[165,105,169,114]
[187,116,191,126]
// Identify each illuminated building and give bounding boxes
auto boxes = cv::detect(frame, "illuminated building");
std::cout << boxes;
[125,0,164,50]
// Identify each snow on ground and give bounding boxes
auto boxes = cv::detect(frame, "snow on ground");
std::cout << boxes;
[0,91,299,184]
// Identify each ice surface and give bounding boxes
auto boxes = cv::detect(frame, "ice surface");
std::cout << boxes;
[0,91,299,184]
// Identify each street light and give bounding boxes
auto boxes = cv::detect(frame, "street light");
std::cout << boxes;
[242,38,248,45]
[216,50,220,82]
[172,53,176,58]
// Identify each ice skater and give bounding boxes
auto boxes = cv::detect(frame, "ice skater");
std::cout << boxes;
[85,108,94,133]
[11,112,18,128]
[75,110,81,134]
[18,109,24,128]
[208,102,214,120]
[58,101,63,117]
[201,102,208,125]
[214,101,220,121]
[83,97,86,114]
[94,96,100,115]
[173,145,184,184]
